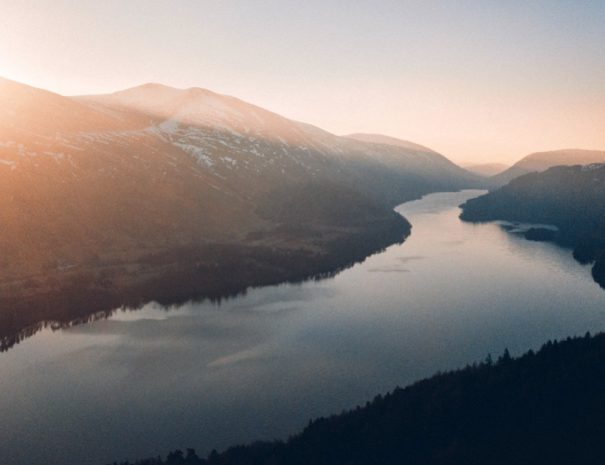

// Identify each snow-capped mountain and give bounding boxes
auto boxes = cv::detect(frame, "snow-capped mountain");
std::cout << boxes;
[79,83,480,204]
[0,77,480,348]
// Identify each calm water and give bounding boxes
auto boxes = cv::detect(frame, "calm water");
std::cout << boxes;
[2,190,605,465]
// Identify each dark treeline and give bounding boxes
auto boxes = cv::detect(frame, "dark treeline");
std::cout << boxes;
[460,164,605,288]
[110,332,605,465]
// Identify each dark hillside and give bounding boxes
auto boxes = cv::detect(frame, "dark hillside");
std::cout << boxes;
[111,332,605,465]
[461,164,605,288]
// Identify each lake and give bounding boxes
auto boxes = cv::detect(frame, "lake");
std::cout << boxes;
[2,189,605,465]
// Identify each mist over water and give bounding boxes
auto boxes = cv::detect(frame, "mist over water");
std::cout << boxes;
[2,190,605,465]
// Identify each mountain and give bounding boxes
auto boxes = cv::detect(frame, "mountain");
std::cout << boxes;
[0,77,479,349]
[112,332,605,465]
[80,90,482,206]
[491,149,605,186]
[462,162,508,177]
[345,132,479,180]
[346,133,439,154]
[460,164,605,288]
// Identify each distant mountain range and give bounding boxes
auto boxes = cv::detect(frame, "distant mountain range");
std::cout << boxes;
[460,164,605,288]
[0,77,481,349]
[460,149,605,184]
[491,149,605,186]
[462,162,508,177]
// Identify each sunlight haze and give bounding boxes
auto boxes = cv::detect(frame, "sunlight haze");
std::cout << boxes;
[4,3,605,464]
[1,0,604,163]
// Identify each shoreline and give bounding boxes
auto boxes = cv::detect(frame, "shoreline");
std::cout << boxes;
[0,213,410,351]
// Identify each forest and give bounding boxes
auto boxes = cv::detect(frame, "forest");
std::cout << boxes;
[109,331,605,465]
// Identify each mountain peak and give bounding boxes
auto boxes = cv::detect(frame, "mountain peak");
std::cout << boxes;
[111,83,220,99]
[122,82,178,92]
[80,80,325,147]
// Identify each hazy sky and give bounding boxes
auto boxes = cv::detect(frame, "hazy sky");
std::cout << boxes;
[1,0,604,164]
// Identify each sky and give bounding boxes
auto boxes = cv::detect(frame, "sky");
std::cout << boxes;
[1,0,604,164]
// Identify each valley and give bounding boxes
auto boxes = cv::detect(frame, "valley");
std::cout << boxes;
[3,4,605,465]
[3,190,605,465]
[0,77,479,350]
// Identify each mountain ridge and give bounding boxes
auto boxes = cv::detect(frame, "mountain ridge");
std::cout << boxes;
[345,132,438,154]
[491,148,605,186]
[0,76,479,350]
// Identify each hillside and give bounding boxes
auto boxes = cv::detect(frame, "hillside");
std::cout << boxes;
[345,132,478,180]
[111,332,605,465]
[0,78,479,350]
[82,89,481,206]
[491,149,605,186]
[460,164,605,288]
[346,133,439,154]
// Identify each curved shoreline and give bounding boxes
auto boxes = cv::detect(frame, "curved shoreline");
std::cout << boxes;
[0,213,410,351]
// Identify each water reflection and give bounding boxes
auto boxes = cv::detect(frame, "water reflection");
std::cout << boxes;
[1,190,605,465]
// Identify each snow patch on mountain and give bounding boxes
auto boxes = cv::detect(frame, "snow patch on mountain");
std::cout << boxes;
[173,142,214,167]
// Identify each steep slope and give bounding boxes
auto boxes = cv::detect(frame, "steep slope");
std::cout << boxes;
[0,76,136,135]
[491,149,605,186]
[0,78,479,349]
[1,79,272,349]
[460,164,605,288]
[345,132,480,183]
[83,86,481,205]
[346,132,439,154]
[113,332,605,465]
[0,79,252,275]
